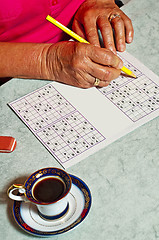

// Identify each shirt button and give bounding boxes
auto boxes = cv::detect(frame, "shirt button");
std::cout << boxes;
[52,0,57,5]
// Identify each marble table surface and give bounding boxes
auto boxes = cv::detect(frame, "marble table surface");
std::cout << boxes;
[1,0,159,239]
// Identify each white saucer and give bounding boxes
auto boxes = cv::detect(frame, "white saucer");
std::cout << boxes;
[12,174,91,237]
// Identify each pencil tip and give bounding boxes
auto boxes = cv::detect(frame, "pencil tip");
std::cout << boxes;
[131,72,137,78]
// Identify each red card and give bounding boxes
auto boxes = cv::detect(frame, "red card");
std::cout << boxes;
[0,136,17,153]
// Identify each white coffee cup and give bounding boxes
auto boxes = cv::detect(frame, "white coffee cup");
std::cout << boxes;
[7,167,72,220]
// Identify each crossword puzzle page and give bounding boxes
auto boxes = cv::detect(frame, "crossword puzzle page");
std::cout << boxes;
[9,51,159,168]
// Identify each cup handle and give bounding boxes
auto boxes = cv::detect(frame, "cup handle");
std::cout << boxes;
[7,184,26,201]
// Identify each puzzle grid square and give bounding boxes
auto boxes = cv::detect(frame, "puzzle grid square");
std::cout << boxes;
[9,85,105,164]
[98,56,159,122]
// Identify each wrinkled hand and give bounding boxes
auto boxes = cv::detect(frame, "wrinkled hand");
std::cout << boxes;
[43,41,123,88]
[72,0,134,53]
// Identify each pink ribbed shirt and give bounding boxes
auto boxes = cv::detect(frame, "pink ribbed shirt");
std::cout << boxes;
[0,0,85,43]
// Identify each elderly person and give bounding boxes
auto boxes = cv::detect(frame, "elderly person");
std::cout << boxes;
[0,0,133,88]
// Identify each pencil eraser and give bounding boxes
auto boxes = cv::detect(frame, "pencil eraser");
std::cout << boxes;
[0,136,17,153]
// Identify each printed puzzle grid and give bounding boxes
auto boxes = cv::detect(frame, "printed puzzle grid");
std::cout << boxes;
[98,55,159,122]
[9,85,105,165]
[9,54,159,167]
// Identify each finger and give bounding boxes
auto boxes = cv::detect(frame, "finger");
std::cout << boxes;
[80,53,121,86]
[87,45,123,69]
[88,61,121,83]
[70,65,100,89]
[77,74,111,89]
[67,72,94,89]
[95,80,111,88]
[91,77,111,88]
[121,13,134,43]
[72,19,86,40]
[83,17,100,46]
[111,16,126,52]
[71,58,121,88]
[97,16,116,53]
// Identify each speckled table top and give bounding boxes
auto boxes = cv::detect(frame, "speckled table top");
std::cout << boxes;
[1,0,159,239]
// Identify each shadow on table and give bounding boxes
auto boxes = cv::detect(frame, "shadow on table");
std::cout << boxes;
[0,78,11,86]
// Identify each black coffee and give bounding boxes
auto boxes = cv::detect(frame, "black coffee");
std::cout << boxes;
[33,177,65,203]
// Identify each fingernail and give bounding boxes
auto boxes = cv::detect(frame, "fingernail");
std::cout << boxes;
[119,45,125,52]
[127,36,133,43]
[127,32,133,43]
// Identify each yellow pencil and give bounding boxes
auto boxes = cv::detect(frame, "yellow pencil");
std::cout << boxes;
[46,15,136,78]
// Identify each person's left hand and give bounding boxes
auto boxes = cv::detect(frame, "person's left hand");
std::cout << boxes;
[72,0,134,53]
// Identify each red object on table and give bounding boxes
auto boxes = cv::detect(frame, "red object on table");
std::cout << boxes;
[0,136,17,153]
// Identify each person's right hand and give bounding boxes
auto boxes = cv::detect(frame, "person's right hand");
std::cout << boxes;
[42,41,123,88]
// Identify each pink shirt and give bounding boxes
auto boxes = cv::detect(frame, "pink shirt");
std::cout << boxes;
[0,0,85,43]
